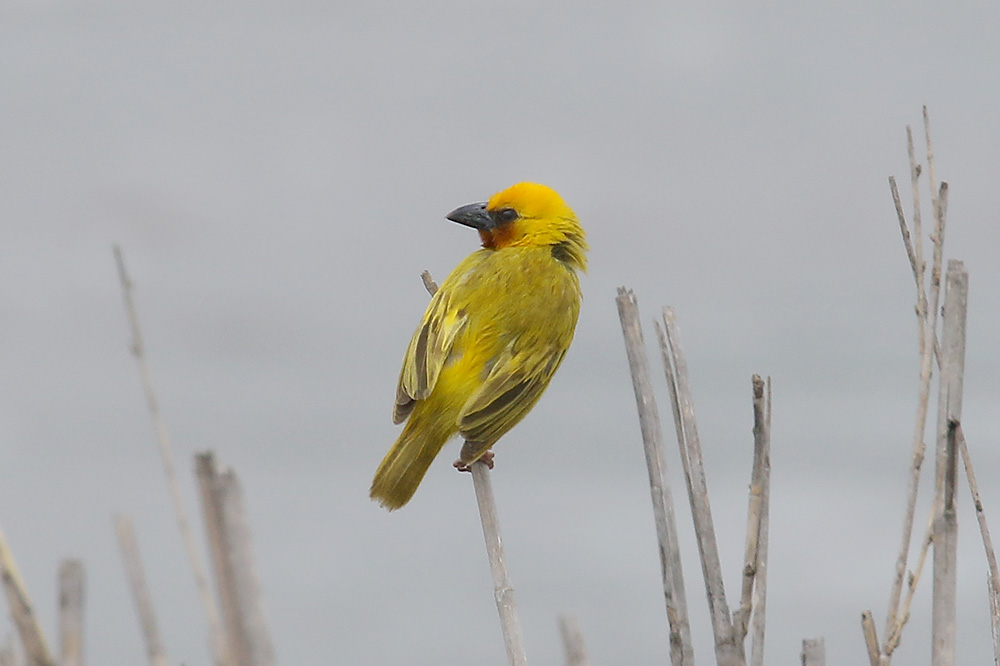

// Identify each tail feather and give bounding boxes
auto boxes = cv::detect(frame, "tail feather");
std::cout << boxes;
[370,418,452,510]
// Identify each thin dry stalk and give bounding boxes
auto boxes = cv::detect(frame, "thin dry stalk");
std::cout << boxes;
[0,529,54,666]
[734,376,768,640]
[472,462,527,666]
[800,637,826,666]
[422,273,526,666]
[953,423,1000,607]
[196,453,274,666]
[989,573,1000,666]
[614,289,694,666]
[885,504,935,652]
[113,516,170,666]
[888,177,919,291]
[884,173,929,646]
[113,245,230,666]
[656,307,743,666]
[931,261,968,666]
[882,122,950,655]
[927,183,949,360]
[58,560,85,666]
[861,611,880,666]
[748,377,771,666]
[420,270,439,295]
[883,216,950,654]
[923,107,938,214]
[197,453,244,664]
[906,126,925,286]
[558,615,592,666]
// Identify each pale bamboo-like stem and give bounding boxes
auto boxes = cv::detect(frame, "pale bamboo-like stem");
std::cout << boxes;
[884,503,935,652]
[422,273,526,666]
[922,111,947,369]
[883,172,926,648]
[889,177,920,292]
[800,637,825,666]
[927,183,948,361]
[882,118,950,655]
[734,376,768,640]
[196,453,274,666]
[953,423,1000,608]
[861,611,880,666]
[748,377,770,666]
[657,307,743,666]
[113,515,170,666]
[0,529,54,666]
[217,466,273,666]
[420,270,439,296]
[907,126,925,291]
[989,573,1000,666]
[557,614,592,666]
[931,261,968,666]
[113,245,230,666]
[614,289,694,666]
[472,462,527,666]
[923,107,937,217]
[197,453,244,665]
[58,560,85,666]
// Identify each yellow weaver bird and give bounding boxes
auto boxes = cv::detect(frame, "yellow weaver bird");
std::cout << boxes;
[370,182,588,510]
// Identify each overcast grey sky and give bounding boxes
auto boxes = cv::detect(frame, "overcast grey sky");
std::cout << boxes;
[1,0,999,664]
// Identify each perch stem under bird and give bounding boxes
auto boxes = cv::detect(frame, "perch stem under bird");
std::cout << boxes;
[370,183,588,510]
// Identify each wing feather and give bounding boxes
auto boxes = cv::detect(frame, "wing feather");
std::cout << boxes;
[393,288,468,423]
[456,343,568,445]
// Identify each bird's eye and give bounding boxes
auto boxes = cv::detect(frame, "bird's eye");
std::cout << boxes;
[495,208,519,224]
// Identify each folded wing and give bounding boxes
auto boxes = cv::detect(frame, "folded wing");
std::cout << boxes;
[393,288,468,424]
[456,341,568,450]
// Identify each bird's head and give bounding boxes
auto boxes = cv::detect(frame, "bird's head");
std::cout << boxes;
[446,182,588,272]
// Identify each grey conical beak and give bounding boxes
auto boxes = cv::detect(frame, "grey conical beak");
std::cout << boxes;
[446,202,494,231]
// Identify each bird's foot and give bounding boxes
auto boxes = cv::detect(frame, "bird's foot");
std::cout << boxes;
[453,450,495,472]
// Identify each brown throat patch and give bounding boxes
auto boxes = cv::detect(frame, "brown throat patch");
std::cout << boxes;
[478,223,519,250]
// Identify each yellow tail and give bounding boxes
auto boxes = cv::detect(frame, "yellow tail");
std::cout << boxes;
[370,416,453,510]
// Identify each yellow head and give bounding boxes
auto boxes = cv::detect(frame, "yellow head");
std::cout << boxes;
[446,182,588,272]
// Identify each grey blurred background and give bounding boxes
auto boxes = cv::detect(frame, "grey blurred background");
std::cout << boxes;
[1,0,998,664]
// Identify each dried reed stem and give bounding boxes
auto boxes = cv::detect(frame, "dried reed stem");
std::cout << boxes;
[749,377,771,666]
[0,529,54,666]
[615,289,693,666]
[885,504,935,652]
[656,307,743,666]
[734,376,769,641]
[906,127,925,282]
[558,614,592,666]
[420,270,439,296]
[882,116,949,657]
[989,573,1000,666]
[931,261,968,666]
[923,107,938,216]
[422,273,526,666]
[472,462,527,666]
[953,423,1000,631]
[113,245,231,666]
[861,611,880,666]
[114,515,170,666]
[196,453,274,666]
[800,637,826,666]
[58,560,85,666]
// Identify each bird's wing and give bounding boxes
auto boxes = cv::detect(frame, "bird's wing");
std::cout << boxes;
[393,287,468,424]
[456,341,568,447]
